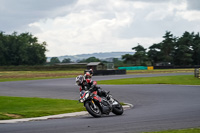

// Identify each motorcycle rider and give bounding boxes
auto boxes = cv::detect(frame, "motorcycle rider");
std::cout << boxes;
[85,69,93,76]
[76,74,123,117]
[75,73,110,100]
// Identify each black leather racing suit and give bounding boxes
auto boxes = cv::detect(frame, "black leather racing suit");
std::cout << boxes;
[80,80,107,98]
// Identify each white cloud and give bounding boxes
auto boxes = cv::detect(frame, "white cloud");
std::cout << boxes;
[145,0,188,21]
[132,1,149,9]
[25,0,200,57]
[28,0,137,56]
[176,10,200,21]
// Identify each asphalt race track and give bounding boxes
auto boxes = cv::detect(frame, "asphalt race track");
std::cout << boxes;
[0,73,200,133]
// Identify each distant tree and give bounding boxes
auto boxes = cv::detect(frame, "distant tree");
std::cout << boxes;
[192,33,200,65]
[122,44,149,65]
[0,32,7,65]
[174,31,194,65]
[148,31,176,65]
[113,58,123,66]
[122,54,133,64]
[147,31,200,66]
[0,32,47,66]
[121,31,200,66]
[78,57,101,63]
[50,57,60,64]
[132,44,148,65]
[62,58,71,63]
[160,31,176,63]
[147,43,162,65]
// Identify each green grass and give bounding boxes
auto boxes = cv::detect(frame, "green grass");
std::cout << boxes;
[0,76,76,82]
[0,70,83,82]
[127,69,193,74]
[98,75,200,85]
[0,96,85,120]
[0,69,194,82]
[143,128,200,133]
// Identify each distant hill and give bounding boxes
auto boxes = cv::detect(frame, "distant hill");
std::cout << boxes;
[47,52,134,62]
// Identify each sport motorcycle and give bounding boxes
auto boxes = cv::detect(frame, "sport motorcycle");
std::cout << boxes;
[79,89,123,118]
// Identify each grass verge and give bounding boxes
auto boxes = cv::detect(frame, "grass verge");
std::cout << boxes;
[143,128,200,133]
[0,69,194,82]
[127,69,193,74]
[98,75,200,85]
[0,96,85,120]
[0,70,83,82]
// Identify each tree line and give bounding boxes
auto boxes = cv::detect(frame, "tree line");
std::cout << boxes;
[49,56,124,66]
[1,31,200,67]
[49,56,101,64]
[122,31,200,66]
[0,32,47,66]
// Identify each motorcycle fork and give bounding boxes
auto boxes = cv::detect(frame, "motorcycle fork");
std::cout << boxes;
[91,99,97,109]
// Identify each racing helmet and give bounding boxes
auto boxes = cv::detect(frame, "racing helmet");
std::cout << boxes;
[85,72,92,83]
[75,75,84,85]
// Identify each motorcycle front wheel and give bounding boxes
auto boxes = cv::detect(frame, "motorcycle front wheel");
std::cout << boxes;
[112,99,124,115]
[85,101,102,118]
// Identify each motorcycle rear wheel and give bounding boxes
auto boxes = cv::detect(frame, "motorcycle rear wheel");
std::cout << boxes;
[85,101,102,118]
[112,99,124,115]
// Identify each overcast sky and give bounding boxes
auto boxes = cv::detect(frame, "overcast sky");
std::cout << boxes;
[1,0,200,57]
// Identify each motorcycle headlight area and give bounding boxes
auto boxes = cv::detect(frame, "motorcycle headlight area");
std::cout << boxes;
[80,99,84,103]
[85,92,89,98]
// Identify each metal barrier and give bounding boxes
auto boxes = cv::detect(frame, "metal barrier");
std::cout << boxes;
[118,66,147,70]
[194,68,200,78]
[84,70,126,76]
[118,66,154,70]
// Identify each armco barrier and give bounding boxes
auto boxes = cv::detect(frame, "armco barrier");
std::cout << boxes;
[147,66,154,70]
[92,70,126,76]
[154,65,200,69]
[118,66,147,70]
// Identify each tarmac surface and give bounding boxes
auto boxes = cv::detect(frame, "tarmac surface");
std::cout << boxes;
[0,104,133,124]
[0,73,200,133]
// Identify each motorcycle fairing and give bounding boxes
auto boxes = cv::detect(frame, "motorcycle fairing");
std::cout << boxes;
[93,95,102,102]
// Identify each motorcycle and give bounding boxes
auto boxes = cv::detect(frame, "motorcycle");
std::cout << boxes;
[79,89,124,118]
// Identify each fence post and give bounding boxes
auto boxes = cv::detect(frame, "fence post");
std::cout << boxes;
[194,68,200,78]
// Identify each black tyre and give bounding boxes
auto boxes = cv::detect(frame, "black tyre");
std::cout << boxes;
[112,99,124,115]
[85,101,102,118]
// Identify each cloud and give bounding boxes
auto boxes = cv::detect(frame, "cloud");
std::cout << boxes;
[26,0,200,56]
[0,0,77,32]
[172,0,200,21]
[186,0,200,10]
[28,0,140,56]
[1,0,200,56]
[176,10,200,21]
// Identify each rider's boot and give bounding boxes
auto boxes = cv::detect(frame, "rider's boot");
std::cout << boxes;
[99,89,114,103]
[106,94,114,103]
